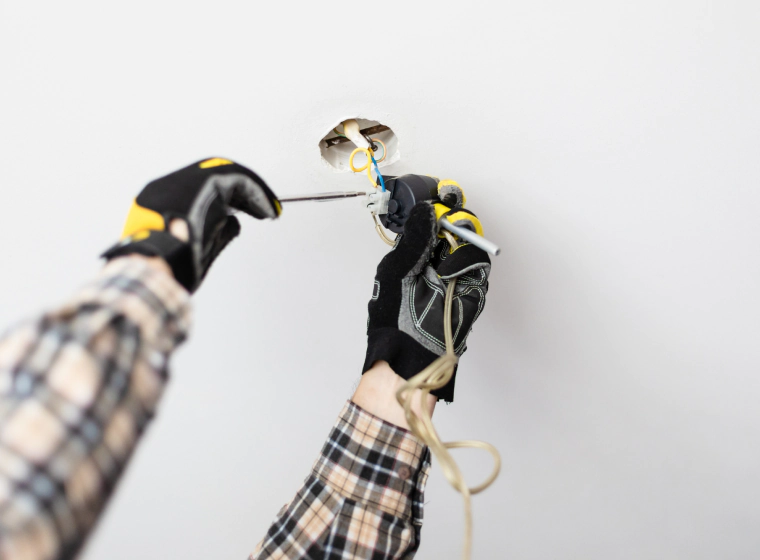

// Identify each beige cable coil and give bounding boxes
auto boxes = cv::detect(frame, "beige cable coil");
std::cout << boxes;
[395,230,502,560]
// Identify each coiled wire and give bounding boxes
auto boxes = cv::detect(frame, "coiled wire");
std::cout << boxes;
[395,232,501,560]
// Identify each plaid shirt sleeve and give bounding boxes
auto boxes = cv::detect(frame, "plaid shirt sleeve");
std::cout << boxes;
[251,401,432,560]
[0,257,191,560]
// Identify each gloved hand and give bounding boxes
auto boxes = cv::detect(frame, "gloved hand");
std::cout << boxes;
[102,157,281,292]
[362,201,491,402]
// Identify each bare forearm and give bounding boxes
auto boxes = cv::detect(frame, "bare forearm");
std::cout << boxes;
[351,360,436,430]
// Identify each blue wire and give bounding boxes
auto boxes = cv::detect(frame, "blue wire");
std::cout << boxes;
[370,154,386,192]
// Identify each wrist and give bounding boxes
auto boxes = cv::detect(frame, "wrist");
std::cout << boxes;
[102,220,195,292]
[352,360,436,431]
[363,328,457,402]
[108,254,175,284]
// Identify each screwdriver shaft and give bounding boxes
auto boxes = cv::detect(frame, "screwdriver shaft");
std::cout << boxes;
[278,191,501,256]
[279,191,367,203]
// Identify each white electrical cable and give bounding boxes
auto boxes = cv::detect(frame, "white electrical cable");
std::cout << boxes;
[342,119,371,150]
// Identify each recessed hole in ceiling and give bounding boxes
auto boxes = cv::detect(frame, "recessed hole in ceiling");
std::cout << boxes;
[319,118,399,172]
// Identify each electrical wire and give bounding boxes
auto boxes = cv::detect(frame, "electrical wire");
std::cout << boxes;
[348,137,392,245]
[371,154,386,192]
[350,145,387,191]
[371,138,387,163]
[395,231,502,560]
[372,214,396,246]
[344,123,501,554]
[345,120,498,558]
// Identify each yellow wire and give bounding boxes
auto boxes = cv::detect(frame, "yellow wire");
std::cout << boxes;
[395,231,501,560]
[349,147,378,188]
[349,138,387,187]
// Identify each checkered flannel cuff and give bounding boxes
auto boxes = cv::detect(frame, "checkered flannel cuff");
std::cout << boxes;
[252,402,432,559]
[312,401,431,525]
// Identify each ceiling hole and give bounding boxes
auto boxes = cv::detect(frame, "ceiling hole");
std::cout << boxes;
[319,117,400,172]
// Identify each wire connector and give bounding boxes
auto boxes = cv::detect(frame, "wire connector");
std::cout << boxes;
[365,189,391,216]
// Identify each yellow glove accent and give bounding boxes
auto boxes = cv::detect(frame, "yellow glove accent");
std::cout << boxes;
[433,202,451,223]
[445,210,484,236]
[433,204,484,239]
[437,179,467,207]
[199,157,234,169]
[127,230,151,242]
[433,203,455,245]
[121,199,166,239]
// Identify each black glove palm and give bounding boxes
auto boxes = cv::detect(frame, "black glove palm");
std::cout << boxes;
[103,158,281,292]
[362,202,491,402]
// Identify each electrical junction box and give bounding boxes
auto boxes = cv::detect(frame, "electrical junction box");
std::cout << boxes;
[319,117,399,172]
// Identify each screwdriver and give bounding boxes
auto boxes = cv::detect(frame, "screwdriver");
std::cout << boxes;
[279,191,367,203]
[279,190,501,256]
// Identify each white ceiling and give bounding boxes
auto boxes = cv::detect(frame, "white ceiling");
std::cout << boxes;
[1,1,758,558]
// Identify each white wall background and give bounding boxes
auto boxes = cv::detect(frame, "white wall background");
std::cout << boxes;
[1,1,758,558]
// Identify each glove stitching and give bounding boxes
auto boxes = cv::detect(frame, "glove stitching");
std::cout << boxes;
[415,287,440,327]
[453,286,487,355]
[442,284,486,355]
[408,280,447,352]
[452,298,465,348]
[439,264,490,282]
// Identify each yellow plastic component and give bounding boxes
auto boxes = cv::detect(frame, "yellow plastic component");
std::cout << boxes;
[120,199,166,239]
[273,199,283,216]
[199,158,234,169]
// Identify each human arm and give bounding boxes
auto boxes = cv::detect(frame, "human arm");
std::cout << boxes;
[0,255,189,559]
[0,158,280,559]
[252,200,491,559]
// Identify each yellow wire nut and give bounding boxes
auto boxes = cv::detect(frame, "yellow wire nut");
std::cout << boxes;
[349,147,378,188]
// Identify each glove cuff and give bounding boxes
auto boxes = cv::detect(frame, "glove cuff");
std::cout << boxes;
[101,230,196,292]
[362,328,458,403]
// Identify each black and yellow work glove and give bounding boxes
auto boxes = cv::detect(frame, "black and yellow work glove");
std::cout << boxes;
[362,201,490,402]
[102,157,281,292]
